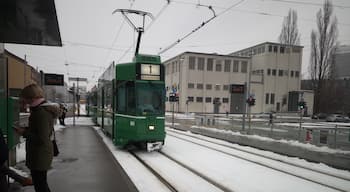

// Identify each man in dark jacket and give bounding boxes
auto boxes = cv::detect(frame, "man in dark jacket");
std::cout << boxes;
[15,84,59,192]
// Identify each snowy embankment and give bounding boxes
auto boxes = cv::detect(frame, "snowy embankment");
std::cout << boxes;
[93,124,350,192]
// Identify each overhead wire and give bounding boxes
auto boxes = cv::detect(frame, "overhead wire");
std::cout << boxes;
[158,0,246,55]
[116,0,171,63]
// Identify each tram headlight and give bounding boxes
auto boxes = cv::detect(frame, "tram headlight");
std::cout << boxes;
[148,125,155,130]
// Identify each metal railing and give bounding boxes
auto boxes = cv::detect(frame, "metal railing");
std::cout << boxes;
[166,113,350,151]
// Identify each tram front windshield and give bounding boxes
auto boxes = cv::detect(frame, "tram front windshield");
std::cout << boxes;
[137,82,165,115]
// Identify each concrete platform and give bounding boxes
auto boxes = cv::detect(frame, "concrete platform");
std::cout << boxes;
[10,125,138,192]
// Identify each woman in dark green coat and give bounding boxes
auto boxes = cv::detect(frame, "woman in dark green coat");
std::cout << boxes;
[14,84,59,192]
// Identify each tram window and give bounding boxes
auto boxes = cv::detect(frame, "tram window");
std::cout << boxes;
[126,85,135,113]
[137,83,165,115]
[117,86,126,112]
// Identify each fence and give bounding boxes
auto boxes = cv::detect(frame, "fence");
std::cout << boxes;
[166,113,350,151]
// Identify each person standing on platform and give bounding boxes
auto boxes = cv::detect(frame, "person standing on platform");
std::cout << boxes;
[14,84,59,192]
[58,103,67,126]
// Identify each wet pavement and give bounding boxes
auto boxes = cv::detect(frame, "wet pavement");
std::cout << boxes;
[10,125,138,192]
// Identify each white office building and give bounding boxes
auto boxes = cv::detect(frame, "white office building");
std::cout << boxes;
[164,42,311,114]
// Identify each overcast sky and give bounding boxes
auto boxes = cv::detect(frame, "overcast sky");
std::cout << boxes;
[5,0,350,89]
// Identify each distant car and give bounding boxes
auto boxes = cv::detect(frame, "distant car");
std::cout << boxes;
[326,114,350,122]
[311,113,327,119]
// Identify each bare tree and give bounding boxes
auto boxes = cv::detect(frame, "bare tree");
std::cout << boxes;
[278,9,300,45]
[309,0,338,113]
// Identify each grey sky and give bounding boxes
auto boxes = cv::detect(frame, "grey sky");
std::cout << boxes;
[5,0,350,89]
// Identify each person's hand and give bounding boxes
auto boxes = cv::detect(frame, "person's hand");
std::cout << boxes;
[13,127,25,136]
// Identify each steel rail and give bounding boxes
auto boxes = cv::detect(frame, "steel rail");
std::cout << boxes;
[167,130,348,192]
[167,128,350,181]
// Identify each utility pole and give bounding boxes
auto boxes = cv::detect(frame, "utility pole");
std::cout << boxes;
[73,83,75,126]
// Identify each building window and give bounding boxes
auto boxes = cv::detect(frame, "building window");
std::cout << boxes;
[188,83,194,89]
[280,46,285,53]
[273,46,278,53]
[272,69,276,76]
[198,57,205,70]
[241,61,247,73]
[196,97,203,102]
[207,58,213,71]
[205,97,212,103]
[265,93,269,104]
[292,47,301,53]
[270,93,275,104]
[224,60,231,72]
[278,70,283,76]
[267,69,271,75]
[189,56,195,70]
[290,70,294,77]
[262,46,265,53]
[215,60,222,72]
[206,84,212,90]
[282,97,287,105]
[213,97,220,104]
[222,98,229,103]
[295,71,300,77]
[233,60,239,72]
[223,85,229,91]
[197,83,203,89]
[215,84,220,90]
[188,96,194,102]
[268,45,272,52]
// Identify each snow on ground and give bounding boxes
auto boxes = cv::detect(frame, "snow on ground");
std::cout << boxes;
[167,129,350,190]
[92,124,350,192]
[165,122,180,126]
[190,125,350,155]
[15,141,26,163]
[165,112,195,120]
[137,152,222,192]
[93,126,171,192]
[65,117,94,126]
[161,135,342,192]
[168,128,350,179]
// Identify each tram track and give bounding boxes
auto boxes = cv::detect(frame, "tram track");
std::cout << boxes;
[129,150,178,192]
[129,150,233,192]
[167,128,350,192]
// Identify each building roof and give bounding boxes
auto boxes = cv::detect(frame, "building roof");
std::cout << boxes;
[4,49,26,63]
[163,51,249,64]
[230,41,304,55]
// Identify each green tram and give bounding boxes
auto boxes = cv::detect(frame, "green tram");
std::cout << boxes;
[89,54,166,151]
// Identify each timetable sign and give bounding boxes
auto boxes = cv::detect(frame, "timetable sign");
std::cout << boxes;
[140,64,160,80]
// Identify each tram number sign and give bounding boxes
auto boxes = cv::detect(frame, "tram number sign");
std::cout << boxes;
[140,64,160,80]
[44,73,64,86]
